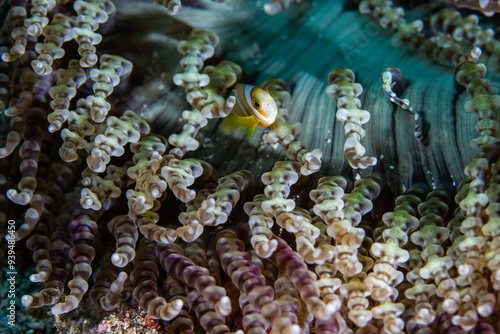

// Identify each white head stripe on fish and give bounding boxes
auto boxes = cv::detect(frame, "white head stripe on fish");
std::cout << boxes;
[244,84,259,116]
[244,84,270,123]
[235,85,251,117]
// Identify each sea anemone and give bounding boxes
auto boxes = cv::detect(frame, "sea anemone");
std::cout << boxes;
[1,0,500,333]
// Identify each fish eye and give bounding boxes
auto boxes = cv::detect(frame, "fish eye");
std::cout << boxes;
[253,100,261,108]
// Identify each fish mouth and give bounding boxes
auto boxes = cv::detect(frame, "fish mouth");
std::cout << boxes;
[253,102,277,123]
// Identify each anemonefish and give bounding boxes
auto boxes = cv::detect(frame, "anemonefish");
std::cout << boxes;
[222,84,278,138]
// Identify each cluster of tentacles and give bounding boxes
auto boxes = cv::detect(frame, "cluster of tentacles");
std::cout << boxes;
[0,0,500,334]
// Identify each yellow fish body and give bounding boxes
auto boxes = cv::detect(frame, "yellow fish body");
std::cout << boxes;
[222,84,278,138]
